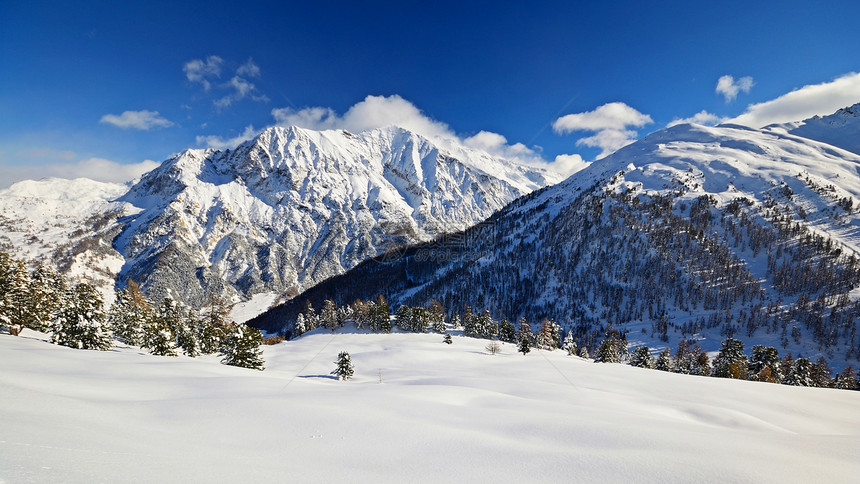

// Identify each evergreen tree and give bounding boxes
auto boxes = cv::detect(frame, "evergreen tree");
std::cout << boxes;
[331,351,354,380]
[24,263,66,331]
[321,299,339,330]
[369,296,391,333]
[499,319,516,343]
[784,357,814,386]
[477,309,497,339]
[809,357,833,388]
[302,300,319,331]
[748,345,782,382]
[562,331,577,356]
[711,338,748,379]
[536,319,560,350]
[516,317,534,345]
[395,305,413,332]
[674,339,709,375]
[443,333,453,344]
[518,337,531,355]
[0,252,29,335]
[655,347,672,371]
[144,316,178,357]
[834,366,858,390]
[51,283,112,350]
[220,324,265,370]
[176,308,202,357]
[630,346,654,369]
[462,306,478,337]
[594,331,628,363]
[428,299,446,333]
[108,281,151,346]
[198,293,232,354]
[294,313,307,338]
[578,346,589,359]
[451,314,462,331]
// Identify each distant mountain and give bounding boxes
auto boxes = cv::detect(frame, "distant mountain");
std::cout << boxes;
[0,126,562,307]
[252,122,860,369]
[765,102,860,156]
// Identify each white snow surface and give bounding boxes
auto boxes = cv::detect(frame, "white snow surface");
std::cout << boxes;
[1,329,857,483]
[765,102,860,156]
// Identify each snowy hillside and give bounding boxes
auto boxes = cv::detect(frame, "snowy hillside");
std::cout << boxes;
[1,329,857,483]
[765,102,860,156]
[255,123,860,370]
[0,178,137,301]
[0,126,561,310]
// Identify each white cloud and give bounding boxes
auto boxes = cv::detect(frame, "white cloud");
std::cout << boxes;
[553,102,652,132]
[716,75,754,102]
[552,102,653,158]
[196,125,259,149]
[463,131,541,162]
[731,72,860,128]
[183,56,223,91]
[667,110,726,128]
[552,153,590,176]
[100,110,174,130]
[272,95,457,142]
[237,58,261,78]
[0,158,160,189]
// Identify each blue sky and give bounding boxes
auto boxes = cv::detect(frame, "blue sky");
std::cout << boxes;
[2,0,859,186]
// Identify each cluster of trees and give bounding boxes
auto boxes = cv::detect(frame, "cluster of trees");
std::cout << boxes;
[0,252,264,370]
[593,330,859,390]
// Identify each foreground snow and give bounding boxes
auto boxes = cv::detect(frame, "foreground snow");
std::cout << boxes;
[1,329,858,483]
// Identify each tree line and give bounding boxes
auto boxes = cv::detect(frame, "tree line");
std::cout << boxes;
[0,252,264,370]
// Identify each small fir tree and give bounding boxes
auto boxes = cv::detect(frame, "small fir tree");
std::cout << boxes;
[562,331,578,356]
[518,337,531,355]
[711,338,748,379]
[748,345,782,382]
[655,347,672,371]
[834,366,858,390]
[630,346,654,369]
[220,324,265,370]
[516,317,534,345]
[578,345,589,360]
[443,333,453,344]
[108,281,151,346]
[499,319,516,343]
[331,351,354,380]
[594,331,628,363]
[784,357,814,386]
[51,283,112,351]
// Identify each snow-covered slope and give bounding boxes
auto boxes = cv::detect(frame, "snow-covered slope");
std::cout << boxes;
[0,178,138,300]
[765,102,860,156]
[0,126,561,309]
[1,329,857,483]
[256,123,860,369]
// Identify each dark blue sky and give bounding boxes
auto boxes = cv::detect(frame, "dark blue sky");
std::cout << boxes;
[2,0,859,185]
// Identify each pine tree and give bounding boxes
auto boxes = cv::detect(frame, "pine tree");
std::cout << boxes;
[655,347,672,371]
[176,308,202,357]
[429,299,446,333]
[24,263,66,331]
[477,309,497,339]
[198,293,232,354]
[834,366,858,390]
[674,339,709,375]
[321,299,339,330]
[370,296,391,333]
[562,331,577,356]
[499,319,516,343]
[331,351,354,380]
[0,252,29,335]
[462,306,478,337]
[748,345,782,382]
[51,283,112,350]
[630,346,654,369]
[594,331,628,363]
[711,338,748,379]
[516,317,533,345]
[451,314,462,331]
[809,357,833,388]
[145,297,180,357]
[302,300,318,331]
[578,346,589,359]
[443,333,453,344]
[108,281,151,346]
[784,357,813,386]
[220,324,265,370]
[294,313,307,338]
[518,337,531,355]
[395,305,413,332]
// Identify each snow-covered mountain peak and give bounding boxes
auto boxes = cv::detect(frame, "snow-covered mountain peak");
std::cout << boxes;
[763,101,860,156]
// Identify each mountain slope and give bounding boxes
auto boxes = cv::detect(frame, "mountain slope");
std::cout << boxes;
[253,123,860,368]
[0,126,561,308]
[765,102,860,156]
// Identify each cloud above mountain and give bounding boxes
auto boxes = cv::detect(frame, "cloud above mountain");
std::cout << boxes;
[552,102,653,158]
[731,72,860,128]
[716,75,754,102]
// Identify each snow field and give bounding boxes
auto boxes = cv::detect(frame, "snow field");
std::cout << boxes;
[1,328,858,483]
